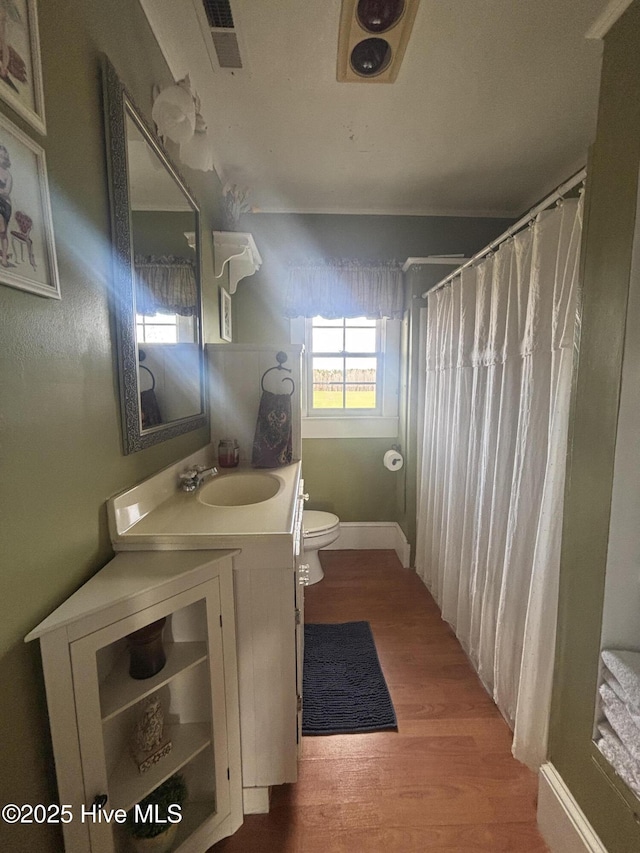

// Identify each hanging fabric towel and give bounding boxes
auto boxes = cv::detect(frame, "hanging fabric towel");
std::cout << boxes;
[251,390,293,468]
[140,389,162,429]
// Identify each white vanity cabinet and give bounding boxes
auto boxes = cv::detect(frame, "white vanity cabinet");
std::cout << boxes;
[232,479,306,814]
[107,451,306,814]
[294,485,306,752]
[25,550,242,853]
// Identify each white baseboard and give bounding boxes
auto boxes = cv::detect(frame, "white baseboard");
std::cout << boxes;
[538,763,607,853]
[322,522,411,568]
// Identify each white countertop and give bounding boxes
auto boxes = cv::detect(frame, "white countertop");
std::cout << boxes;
[25,550,238,640]
[108,450,302,551]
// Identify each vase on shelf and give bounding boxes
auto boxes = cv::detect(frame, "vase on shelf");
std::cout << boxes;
[127,617,167,679]
[221,182,252,231]
[130,695,172,774]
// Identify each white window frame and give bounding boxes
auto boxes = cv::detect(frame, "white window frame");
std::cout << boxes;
[290,316,401,439]
[136,312,195,344]
[306,316,383,417]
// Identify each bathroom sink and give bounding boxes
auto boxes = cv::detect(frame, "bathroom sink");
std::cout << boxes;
[197,472,281,507]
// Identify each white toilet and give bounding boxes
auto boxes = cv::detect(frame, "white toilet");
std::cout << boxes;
[302,510,340,584]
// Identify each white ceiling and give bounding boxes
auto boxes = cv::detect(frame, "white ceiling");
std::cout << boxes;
[141,0,611,218]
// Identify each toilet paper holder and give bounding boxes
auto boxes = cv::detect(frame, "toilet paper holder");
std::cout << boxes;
[383,445,404,471]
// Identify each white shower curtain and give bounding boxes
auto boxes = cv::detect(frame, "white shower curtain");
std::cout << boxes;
[415,195,583,769]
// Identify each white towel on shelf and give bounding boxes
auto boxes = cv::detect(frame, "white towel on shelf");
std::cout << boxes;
[600,682,640,760]
[602,666,626,702]
[596,722,640,797]
[601,650,640,712]
[603,666,640,728]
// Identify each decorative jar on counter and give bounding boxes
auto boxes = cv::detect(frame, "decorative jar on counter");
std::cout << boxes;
[218,438,239,468]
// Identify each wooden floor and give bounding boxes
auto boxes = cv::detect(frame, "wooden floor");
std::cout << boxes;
[212,550,548,853]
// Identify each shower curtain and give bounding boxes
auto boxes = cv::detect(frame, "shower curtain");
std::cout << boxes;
[415,195,583,769]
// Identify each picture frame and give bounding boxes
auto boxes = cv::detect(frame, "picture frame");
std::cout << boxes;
[0,0,46,135]
[0,111,60,298]
[220,286,232,341]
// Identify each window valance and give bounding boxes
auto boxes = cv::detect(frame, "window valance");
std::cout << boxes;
[134,255,197,317]
[284,259,404,319]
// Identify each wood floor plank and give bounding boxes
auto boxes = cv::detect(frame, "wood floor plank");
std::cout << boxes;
[210,550,547,852]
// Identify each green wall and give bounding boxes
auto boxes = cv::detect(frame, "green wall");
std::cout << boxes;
[0,3,225,850]
[301,439,399,521]
[234,212,513,526]
[549,3,640,850]
[131,210,197,258]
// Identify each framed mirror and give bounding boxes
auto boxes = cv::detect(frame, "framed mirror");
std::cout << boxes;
[102,57,207,454]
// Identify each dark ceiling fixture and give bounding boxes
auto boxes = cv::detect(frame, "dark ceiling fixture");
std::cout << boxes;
[337,0,420,83]
[350,37,392,77]
[356,0,405,34]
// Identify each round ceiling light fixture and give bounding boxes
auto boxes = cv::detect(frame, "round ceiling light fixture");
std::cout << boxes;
[356,0,405,34]
[350,37,392,77]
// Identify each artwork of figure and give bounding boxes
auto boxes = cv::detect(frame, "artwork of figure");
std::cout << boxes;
[0,143,12,267]
[0,140,36,271]
[0,113,58,298]
[0,0,27,94]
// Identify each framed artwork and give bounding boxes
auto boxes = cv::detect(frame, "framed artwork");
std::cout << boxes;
[220,286,232,341]
[0,0,46,135]
[0,111,59,298]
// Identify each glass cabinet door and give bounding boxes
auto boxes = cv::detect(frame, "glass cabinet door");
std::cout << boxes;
[69,580,230,853]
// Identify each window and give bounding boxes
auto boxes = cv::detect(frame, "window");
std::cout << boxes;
[136,312,195,344]
[293,315,401,438]
[308,317,381,414]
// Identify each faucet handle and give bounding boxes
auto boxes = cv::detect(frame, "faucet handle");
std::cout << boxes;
[179,469,198,480]
[196,465,218,480]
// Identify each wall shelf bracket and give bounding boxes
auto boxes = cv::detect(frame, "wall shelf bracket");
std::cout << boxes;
[213,231,262,294]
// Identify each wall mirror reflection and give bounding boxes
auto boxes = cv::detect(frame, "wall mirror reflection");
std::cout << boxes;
[103,57,206,454]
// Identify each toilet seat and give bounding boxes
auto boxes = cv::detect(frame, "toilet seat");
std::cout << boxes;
[301,510,340,585]
[303,510,340,537]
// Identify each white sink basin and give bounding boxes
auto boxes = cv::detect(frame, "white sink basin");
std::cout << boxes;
[197,472,281,507]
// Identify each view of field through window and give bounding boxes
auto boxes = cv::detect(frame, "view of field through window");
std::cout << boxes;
[136,313,195,344]
[311,317,378,409]
[137,312,178,343]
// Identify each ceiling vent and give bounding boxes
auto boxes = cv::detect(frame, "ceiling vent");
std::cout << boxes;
[337,0,420,83]
[200,0,244,70]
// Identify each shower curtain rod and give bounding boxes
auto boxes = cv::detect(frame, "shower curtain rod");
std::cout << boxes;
[424,167,587,297]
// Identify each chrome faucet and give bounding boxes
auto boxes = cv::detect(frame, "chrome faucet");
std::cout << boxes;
[179,465,219,492]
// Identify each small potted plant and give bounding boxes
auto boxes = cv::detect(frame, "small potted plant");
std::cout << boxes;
[125,774,187,852]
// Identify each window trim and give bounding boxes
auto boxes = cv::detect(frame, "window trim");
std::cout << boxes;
[290,316,401,439]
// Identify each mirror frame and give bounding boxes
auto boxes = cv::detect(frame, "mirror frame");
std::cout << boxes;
[102,56,207,454]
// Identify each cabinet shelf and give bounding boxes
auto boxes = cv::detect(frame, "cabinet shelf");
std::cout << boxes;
[100,642,208,722]
[109,722,211,813]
